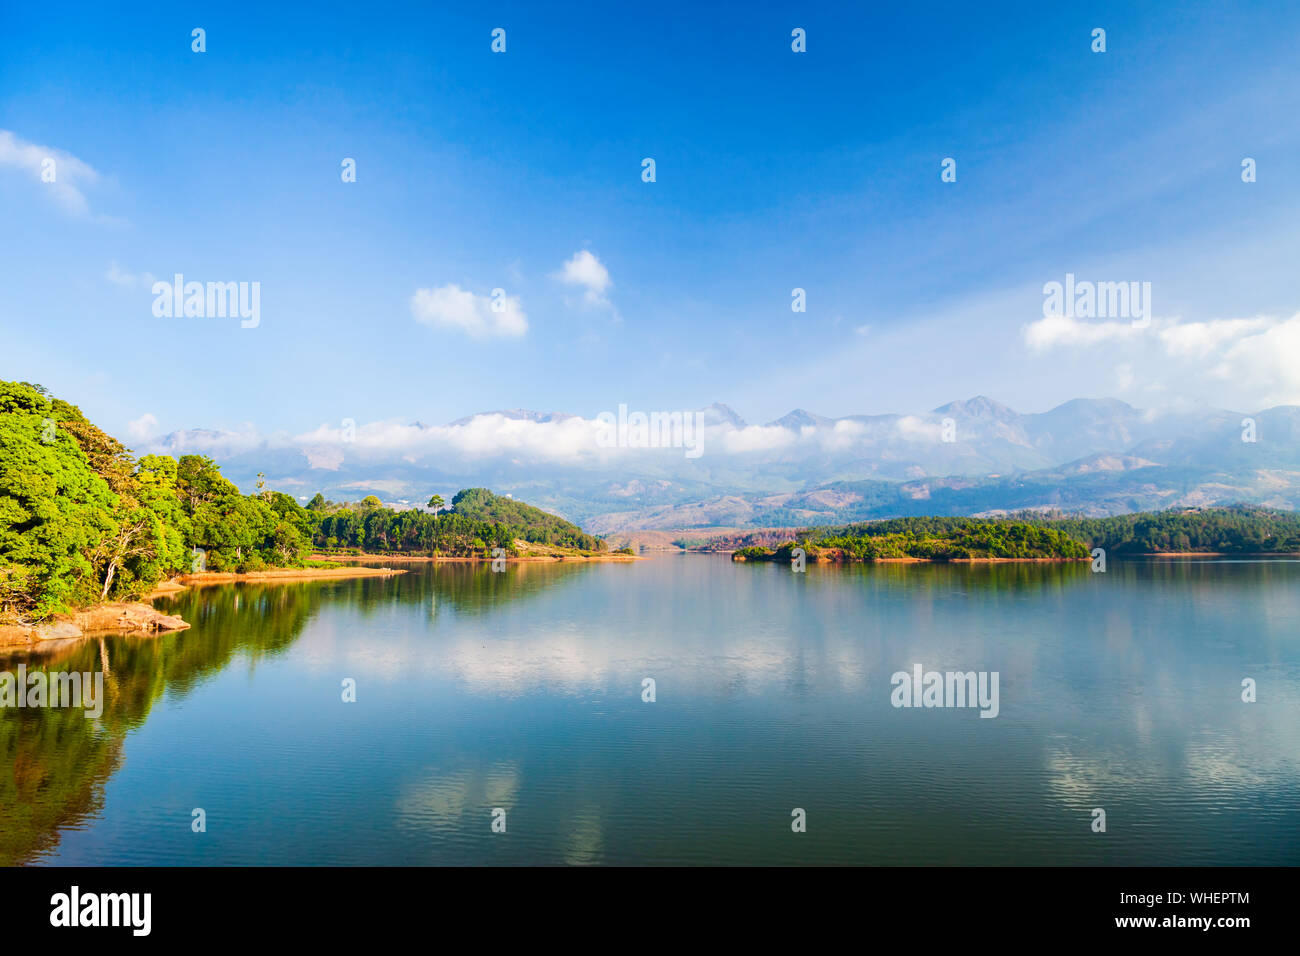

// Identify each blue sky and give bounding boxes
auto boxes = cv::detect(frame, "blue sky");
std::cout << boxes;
[3,0,1299,445]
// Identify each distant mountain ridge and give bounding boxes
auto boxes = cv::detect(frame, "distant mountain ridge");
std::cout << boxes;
[140,396,1300,532]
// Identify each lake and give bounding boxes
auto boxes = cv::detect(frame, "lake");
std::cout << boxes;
[4,555,1298,866]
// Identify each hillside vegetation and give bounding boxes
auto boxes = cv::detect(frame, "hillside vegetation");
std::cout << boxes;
[1,381,602,621]
[310,487,604,554]
[1,381,316,619]
[1030,505,1300,553]
[734,517,1090,562]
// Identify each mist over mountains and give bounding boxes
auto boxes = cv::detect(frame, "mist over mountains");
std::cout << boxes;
[139,396,1300,532]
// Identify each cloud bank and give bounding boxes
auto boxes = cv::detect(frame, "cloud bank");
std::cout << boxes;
[1023,311,1300,407]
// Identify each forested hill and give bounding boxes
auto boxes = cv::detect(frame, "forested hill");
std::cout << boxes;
[448,488,603,549]
[309,487,604,554]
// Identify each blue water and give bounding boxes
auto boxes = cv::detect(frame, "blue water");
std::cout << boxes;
[4,555,1298,865]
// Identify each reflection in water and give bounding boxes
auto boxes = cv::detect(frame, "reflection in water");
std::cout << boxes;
[1,583,322,866]
[395,762,520,830]
[3,557,1299,865]
[0,640,122,867]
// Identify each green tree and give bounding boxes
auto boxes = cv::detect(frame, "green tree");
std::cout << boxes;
[0,382,119,617]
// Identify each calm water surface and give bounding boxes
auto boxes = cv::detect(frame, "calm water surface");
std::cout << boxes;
[4,555,1299,865]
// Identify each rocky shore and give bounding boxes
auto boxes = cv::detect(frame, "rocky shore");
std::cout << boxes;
[0,602,190,649]
[0,567,405,649]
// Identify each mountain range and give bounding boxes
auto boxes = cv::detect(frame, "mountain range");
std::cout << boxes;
[140,396,1300,533]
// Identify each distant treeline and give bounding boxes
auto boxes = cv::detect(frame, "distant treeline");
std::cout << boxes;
[1031,506,1300,554]
[309,487,604,554]
[734,517,1089,561]
[728,507,1300,562]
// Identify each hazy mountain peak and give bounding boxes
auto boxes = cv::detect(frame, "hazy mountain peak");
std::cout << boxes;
[1045,397,1137,416]
[769,409,834,430]
[699,403,747,428]
[931,396,1019,420]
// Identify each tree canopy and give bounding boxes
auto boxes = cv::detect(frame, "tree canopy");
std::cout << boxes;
[313,487,604,555]
[1,381,314,620]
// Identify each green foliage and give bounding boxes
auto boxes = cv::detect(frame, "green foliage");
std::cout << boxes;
[817,519,1089,560]
[450,488,604,550]
[729,508,1300,562]
[173,455,312,573]
[732,517,1090,561]
[311,487,604,555]
[1033,506,1300,554]
[0,382,119,617]
[1,380,316,620]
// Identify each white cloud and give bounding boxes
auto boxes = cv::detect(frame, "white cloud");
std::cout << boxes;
[821,419,868,451]
[130,406,926,475]
[0,129,101,217]
[149,424,267,458]
[1023,314,1146,351]
[410,284,528,339]
[292,413,603,464]
[1209,314,1300,403]
[127,413,159,441]
[1022,310,1300,407]
[718,424,796,454]
[555,250,615,312]
[152,404,1007,472]
[1158,316,1272,358]
[302,445,346,471]
[894,415,944,442]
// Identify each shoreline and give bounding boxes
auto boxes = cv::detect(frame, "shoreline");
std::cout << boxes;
[0,602,190,650]
[310,552,638,563]
[729,548,1300,562]
[155,566,407,595]
[1135,551,1300,558]
[731,553,1088,564]
[1,566,408,650]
